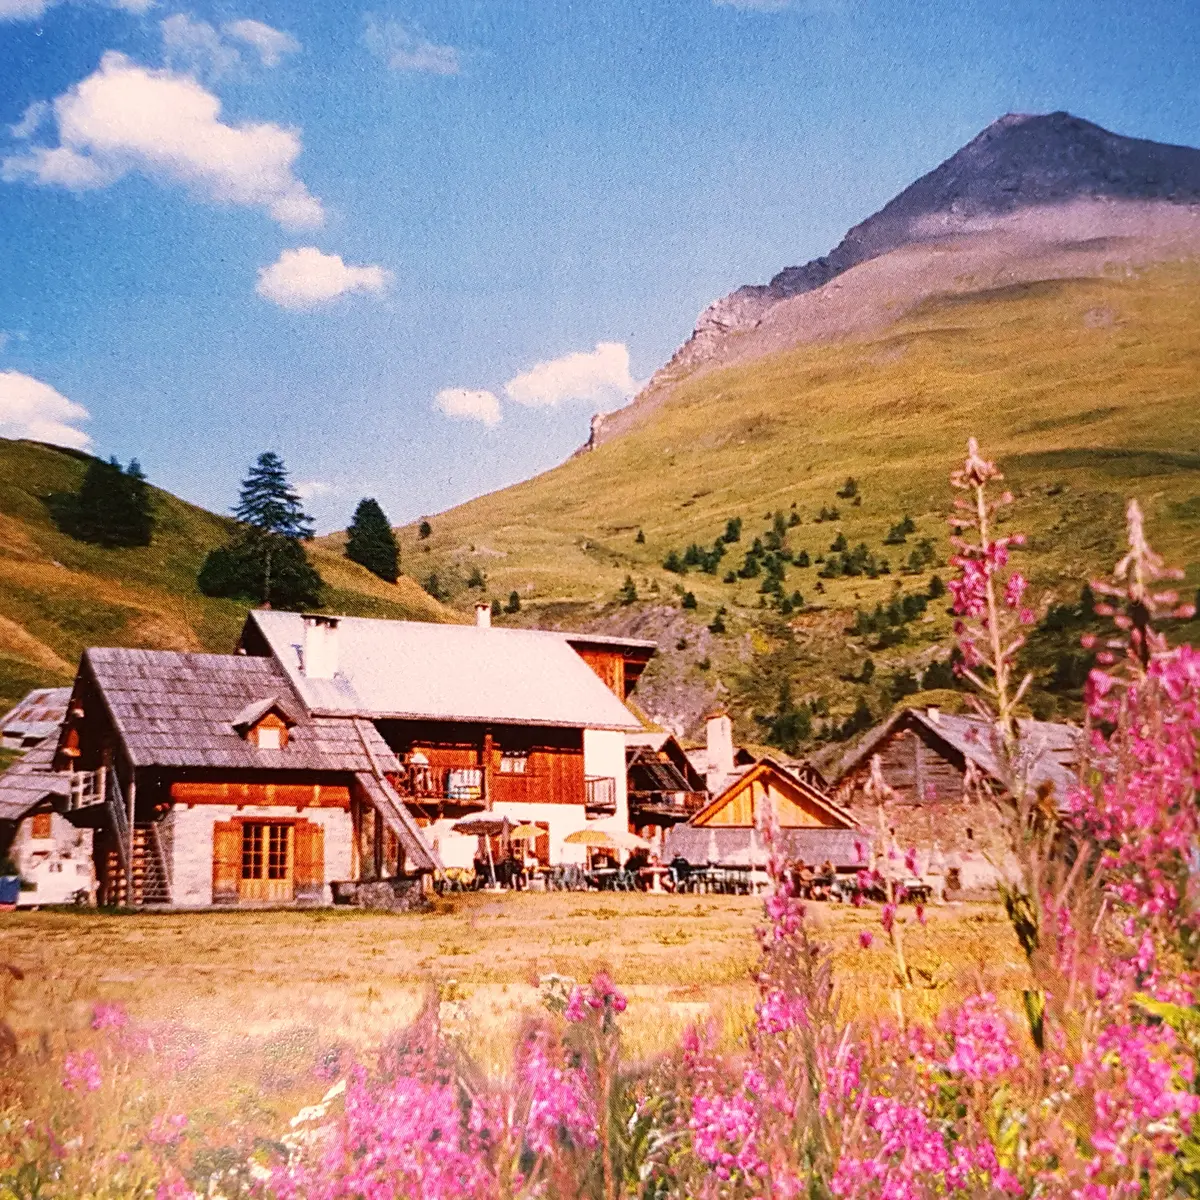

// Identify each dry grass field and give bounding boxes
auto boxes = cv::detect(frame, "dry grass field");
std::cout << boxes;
[0,893,1028,1074]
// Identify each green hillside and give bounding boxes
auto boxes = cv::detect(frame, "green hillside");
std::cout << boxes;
[400,262,1200,742]
[0,439,458,712]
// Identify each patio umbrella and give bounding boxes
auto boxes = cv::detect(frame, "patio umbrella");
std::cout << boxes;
[509,823,544,840]
[608,828,652,852]
[563,827,619,848]
[452,814,511,887]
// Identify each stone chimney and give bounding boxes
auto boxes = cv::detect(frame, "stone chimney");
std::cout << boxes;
[474,601,492,629]
[301,614,340,679]
[705,710,735,794]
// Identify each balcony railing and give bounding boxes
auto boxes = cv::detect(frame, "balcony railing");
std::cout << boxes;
[390,765,484,807]
[585,776,617,816]
[628,790,708,824]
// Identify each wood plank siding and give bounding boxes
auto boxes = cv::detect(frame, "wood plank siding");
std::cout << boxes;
[170,780,351,808]
[575,649,625,699]
[378,720,585,807]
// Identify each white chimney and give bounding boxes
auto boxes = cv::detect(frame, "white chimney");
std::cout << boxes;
[705,711,735,793]
[474,601,492,629]
[301,615,340,679]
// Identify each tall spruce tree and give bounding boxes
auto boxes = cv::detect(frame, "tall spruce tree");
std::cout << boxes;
[67,456,155,547]
[345,498,399,583]
[197,452,323,609]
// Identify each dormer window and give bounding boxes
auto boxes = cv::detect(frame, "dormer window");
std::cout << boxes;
[253,719,285,750]
[232,697,298,749]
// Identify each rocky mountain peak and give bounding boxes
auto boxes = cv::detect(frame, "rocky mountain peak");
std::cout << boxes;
[650,111,1200,389]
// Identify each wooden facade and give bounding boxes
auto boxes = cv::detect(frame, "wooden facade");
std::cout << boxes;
[380,719,586,814]
[691,760,857,831]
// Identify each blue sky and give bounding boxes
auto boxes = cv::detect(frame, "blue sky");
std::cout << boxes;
[1,0,1198,530]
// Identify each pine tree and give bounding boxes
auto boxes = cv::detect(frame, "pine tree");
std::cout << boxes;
[505,590,521,614]
[618,575,638,605]
[67,456,155,547]
[197,452,323,608]
[345,498,399,583]
[418,520,432,539]
[235,452,314,540]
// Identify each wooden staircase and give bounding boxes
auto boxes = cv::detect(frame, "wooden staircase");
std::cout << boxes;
[100,822,172,907]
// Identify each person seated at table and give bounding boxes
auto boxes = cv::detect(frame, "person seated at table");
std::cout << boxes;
[668,854,690,891]
[626,848,650,875]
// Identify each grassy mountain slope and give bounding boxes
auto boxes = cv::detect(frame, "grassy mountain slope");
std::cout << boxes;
[0,439,458,712]
[402,262,1200,739]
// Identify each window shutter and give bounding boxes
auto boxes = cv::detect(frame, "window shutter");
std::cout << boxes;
[212,821,241,904]
[294,820,325,901]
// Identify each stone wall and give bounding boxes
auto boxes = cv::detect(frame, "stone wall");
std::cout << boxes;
[167,804,353,906]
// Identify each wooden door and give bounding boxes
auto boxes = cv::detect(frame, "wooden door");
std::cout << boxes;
[212,821,241,904]
[293,821,325,902]
[237,821,295,903]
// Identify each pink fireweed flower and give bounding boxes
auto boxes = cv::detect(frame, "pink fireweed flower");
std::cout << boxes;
[62,1049,102,1092]
[756,989,807,1035]
[690,1090,764,1182]
[944,994,1020,1082]
[859,930,874,950]
[904,847,918,874]
[91,1002,128,1031]
[1004,572,1027,609]
[518,1032,597,1155]
[881,903,897,935]
[147,1113,188,1146]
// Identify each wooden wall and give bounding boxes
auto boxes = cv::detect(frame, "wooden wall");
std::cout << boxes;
[378,720,585,806]
[575,649,625,698]
[170,780,351,809]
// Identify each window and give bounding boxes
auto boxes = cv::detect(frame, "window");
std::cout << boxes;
[241,823,291,880]
[256,725,281,750]
[31,812,52,840]
[500,753,528,775]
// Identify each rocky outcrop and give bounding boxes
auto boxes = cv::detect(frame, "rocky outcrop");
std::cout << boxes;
[584,112,1200,450]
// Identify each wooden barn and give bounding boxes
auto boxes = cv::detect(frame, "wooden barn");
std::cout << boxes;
[833,706,1079,889]
[664,757,862,868]
[52,647,435,907]
[239,609,655,871]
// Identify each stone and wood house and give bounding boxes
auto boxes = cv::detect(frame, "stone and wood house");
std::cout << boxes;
[833,706,1080,891]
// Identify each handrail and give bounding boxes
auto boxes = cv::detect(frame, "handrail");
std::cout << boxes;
[105,767,131,888]
[148,820,172,899]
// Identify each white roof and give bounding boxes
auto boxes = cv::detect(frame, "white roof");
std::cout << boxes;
[245,611,643,731]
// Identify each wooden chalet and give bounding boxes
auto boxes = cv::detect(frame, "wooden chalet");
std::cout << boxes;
[664,757,862,868]
[833,706,1080,887]
[238,610,655,872]
[624,731,707,838]
[52,648,435,907]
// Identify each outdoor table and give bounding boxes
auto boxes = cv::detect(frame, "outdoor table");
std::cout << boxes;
[638,866,671,893]
[592,868,619,890]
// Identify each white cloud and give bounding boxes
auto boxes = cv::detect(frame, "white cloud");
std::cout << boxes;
[9,100,49,139]
[256,246,391,310]
[224,18,299,67]
[0,0,153,20]
[364,15,460,74]
[0,0,53,18]
[435,387,501,428]
[161,14,240,78]
[0,371,91,448]
[503,341,637,408]
[2,52,323,229]
[296,479,336,499]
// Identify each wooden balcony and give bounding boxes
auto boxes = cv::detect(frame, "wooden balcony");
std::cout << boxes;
[628,790,708,827]
[389,765,487,817]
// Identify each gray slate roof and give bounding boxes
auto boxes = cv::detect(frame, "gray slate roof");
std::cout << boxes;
[0,739,71,823]
[244,610,645,730]
[79,648,402,774]
[1,686,72,748]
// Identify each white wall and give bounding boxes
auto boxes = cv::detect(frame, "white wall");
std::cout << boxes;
[168,804,353,906]
[12,812,93,906]
[583,727,628,834]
